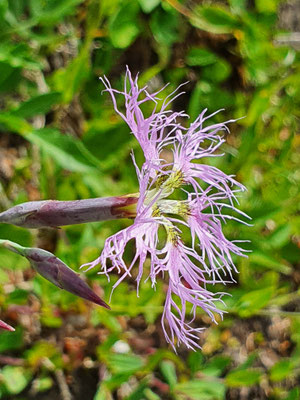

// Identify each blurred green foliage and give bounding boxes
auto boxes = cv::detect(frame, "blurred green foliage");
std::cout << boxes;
[0,0,299,399]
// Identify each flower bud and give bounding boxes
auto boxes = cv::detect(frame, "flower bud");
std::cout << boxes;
[0,319,15,332]
[0,195,138,229]
[0,240,110,309]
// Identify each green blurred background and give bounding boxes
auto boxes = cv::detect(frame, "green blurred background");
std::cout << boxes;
[0,0,299,399]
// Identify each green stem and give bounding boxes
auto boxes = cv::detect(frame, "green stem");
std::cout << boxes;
[0,240,26,256]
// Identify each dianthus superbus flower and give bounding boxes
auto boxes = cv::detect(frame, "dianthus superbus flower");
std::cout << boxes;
[83,68,250,350]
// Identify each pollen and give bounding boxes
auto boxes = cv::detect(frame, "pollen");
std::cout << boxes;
[156,173,169,188]
[166,225,180,245]
[152,204,161,217]
[176,202,191,217]
[163,169,185,191]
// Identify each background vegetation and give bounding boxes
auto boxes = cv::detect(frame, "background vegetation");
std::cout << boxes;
[0,0,299,399]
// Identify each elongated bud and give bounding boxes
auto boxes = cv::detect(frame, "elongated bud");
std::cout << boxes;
[0,240,110,309]
[0,319,15,332]
[0,195,138,229]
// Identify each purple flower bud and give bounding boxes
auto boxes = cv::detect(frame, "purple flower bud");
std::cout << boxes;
[0,319,15,332]
[0,195,138,229]
[0,240,110,309]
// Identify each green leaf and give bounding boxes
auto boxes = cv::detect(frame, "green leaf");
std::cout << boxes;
[281,242,300,264]
[0,0,8,18]
[91,309,122,333]
[143,388,160,400]
[108,2,140,48]
[237,353,258,370]
[138,0,160,13]
[235,286,274,317]
[0,112,31,134]
[0,224,32,248]
[250,252,291,275]
[267,224,291,249]
[253,271,279,290]
[25,341,60,368]
[202,355,231,377]
[175,379,225,400]
[52,47,90,103]
[26,128,98,173]
[32,377,53,393]
[191,5,241,34]
[6,288,29,305]
[284,388,300,400]
[0,43,41,70]
[0,61,22,93]
[126,379,149,400]
[225,369,262,387]
[82,123,131,168]
[269,359,295,382]
[186,48,218,67]
[244,91,270,126]
[36,0,84,25]
[160,361,177,387]
[0,327,24,353]
[1,366,32,394]
[98,372,131,393]
[150,8,179,46]
[93,385,112,400]
[7,0,25,18]
[229,0,247,14]
[144,349,184,374]
[106,353,144,374]
[255,0,278,13]
[40,314,63,329]
[188,84,234,119]
[11,92,61,118]
[187,351,204,375]
[202,59,231,82]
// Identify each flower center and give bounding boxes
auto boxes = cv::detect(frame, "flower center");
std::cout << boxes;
[146,169,190,244]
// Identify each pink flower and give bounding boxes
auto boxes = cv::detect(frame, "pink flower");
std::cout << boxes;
[100,69,186,168]
[83,68,250,350]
